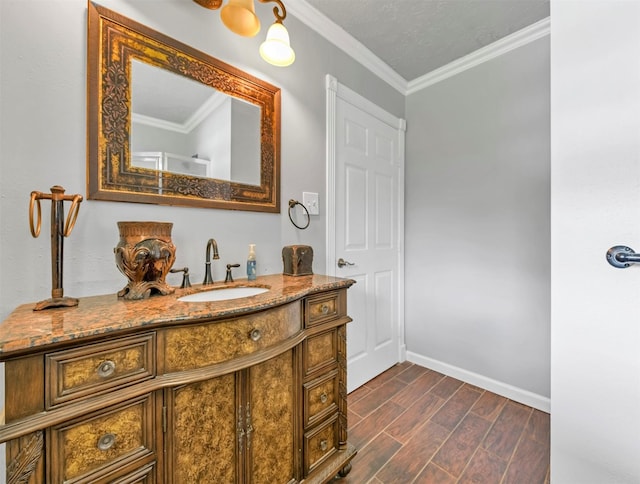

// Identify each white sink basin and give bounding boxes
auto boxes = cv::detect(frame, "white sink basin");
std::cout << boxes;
[178,286,269,302]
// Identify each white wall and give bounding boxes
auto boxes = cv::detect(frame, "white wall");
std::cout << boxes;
[230,99,261,185]
[193,97,232,180]
[404,36,551,407]
[551,1,640,481]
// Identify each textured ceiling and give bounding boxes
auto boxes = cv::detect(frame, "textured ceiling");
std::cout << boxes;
[304,0,550,82]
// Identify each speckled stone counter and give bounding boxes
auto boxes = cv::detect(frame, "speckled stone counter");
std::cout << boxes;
[0,273,354,359]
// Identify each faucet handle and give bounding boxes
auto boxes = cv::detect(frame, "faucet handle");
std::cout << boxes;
[225,263,241,283]
[170,267,191,288]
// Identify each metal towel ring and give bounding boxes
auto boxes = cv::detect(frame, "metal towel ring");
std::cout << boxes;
[288,199,310,230]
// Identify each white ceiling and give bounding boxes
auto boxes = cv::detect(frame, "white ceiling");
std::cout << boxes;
[298,0,549,83]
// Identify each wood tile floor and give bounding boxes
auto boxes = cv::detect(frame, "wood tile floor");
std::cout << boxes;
[336,362,550,484]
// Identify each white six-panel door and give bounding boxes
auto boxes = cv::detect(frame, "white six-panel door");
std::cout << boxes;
[325,75,405,392]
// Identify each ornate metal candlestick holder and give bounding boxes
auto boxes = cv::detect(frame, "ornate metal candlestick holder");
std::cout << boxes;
[29,185,83,311]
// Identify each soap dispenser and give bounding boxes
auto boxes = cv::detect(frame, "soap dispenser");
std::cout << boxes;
[247,244,257,281]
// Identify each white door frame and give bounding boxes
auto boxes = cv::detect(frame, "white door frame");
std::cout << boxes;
[325,74,407,363]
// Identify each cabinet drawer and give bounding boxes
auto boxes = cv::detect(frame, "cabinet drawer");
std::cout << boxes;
[49,394,156,483]
[305,291,345,327]
[304,369,339,428]
[303,414,339,475]
[303,329,337,377]
[46,333,155,408]
[164,302,301,372]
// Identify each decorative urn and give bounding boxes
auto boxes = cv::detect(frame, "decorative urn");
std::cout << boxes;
[114,221,176,300]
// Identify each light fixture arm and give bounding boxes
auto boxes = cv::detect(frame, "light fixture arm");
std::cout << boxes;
[193,0,287,22]
[193,0,295,67]
[193,0,224,10]
[257,0,287,23]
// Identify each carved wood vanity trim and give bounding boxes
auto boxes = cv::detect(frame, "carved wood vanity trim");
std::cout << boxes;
[0,274,356,483]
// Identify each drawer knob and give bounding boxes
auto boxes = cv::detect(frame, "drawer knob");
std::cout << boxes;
[321,304,329,315]
[97,433,116,451]
[249,328,262,342]
[320,439,328,451]
[320,392,328,404]
[97,360,116,378]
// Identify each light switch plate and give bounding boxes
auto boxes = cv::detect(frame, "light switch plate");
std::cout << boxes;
[302,192,319,215]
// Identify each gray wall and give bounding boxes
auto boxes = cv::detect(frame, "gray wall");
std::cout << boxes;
[0,0,404,321]
[404,36,550,398]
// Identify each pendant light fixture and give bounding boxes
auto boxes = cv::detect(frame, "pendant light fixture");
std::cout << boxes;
[260,20,295,66]
[194,0,295,67]
[220,0,261,37]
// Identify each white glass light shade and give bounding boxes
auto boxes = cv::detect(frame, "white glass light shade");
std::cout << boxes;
[220,0,260,37]
[259,22,295,67]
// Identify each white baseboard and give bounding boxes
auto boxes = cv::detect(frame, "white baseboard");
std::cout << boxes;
[405,351,550,413]
[399,343,407,362]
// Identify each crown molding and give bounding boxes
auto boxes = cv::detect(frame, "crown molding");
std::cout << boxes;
[289,3,549,97]
[132,113,189,133]
[287,1,408,94]
[131,92,229,133]
[406,16,550,95]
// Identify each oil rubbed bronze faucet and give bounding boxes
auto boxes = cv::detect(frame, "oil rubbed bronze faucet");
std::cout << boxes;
[170,267,192,288]
[203,239,220,284]
[225,263,241,283]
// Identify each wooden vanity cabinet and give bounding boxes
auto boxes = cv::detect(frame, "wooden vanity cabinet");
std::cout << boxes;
[1,279,355,484]
[165,349,298,483]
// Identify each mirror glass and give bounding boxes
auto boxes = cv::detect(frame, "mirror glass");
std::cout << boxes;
[87,2,280,212]
[130,61,261,186]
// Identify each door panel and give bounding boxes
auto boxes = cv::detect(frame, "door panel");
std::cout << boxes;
[374,270,393,347]
[344,274,367,361]
[345,165,367,249]
[249,350,295,483]
[375,173,394,247]
[167,375,237,483]
[336,96,401,391]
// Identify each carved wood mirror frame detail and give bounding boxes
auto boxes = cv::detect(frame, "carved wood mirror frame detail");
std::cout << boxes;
[87,2,281,212]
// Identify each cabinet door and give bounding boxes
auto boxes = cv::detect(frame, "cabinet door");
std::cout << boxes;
[166,373,238,483]
[248,349,297,483]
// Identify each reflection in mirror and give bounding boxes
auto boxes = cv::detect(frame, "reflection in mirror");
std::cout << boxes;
[130,61,261,186]
[87,2,280,212]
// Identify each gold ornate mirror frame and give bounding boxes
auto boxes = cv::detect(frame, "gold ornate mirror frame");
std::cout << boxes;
[87,2,281,212]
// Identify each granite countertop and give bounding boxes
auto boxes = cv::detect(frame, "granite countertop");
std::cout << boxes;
[0,274,354,359]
